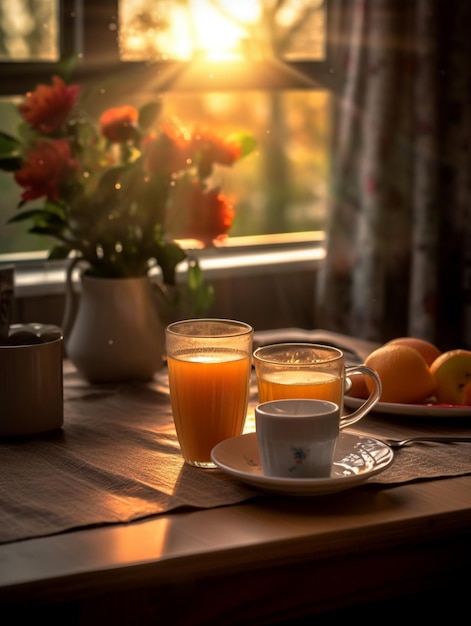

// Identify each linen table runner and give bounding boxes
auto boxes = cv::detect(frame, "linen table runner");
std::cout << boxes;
[0,364,470,545]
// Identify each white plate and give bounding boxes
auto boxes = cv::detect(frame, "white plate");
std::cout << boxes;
[211,432,394,496]
[344,395,471,418]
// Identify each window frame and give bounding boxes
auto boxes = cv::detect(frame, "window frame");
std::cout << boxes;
[0,0,333,94]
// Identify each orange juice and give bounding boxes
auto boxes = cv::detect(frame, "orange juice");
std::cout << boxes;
[257,370,343,405]
[167,349,251,466]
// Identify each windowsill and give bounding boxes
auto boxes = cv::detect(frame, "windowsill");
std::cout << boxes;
[2,232,325,298]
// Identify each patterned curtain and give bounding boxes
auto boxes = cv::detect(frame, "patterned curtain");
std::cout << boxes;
[316,0,471,350]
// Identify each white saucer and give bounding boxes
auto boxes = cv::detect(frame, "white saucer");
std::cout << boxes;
[344,395,471,418]
[211,432,394,496]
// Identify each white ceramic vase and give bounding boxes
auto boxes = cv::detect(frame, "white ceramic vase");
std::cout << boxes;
[63,261,165,383]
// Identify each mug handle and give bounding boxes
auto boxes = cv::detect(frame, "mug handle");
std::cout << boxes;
[340,365,382,429]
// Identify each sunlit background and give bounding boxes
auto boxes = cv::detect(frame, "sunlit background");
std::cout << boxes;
[0,0,329,254]
[119,0,325,62]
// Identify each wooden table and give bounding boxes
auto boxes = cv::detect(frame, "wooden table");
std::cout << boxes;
[1,477,470,624]
[1,332,470,624]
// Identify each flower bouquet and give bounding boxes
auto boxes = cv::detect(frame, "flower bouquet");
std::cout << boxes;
[0,74,256,313]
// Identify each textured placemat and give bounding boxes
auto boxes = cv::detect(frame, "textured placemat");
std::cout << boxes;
[0,364,470,545]
[350,410,471,485]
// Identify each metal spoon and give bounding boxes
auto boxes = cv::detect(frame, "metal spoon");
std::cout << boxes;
[385,436,471,449]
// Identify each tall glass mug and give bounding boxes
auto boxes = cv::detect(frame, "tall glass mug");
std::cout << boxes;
[253,343,382,429]
[166,319,253,468]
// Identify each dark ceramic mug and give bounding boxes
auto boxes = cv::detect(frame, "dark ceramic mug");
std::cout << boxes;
[0,324,64,437]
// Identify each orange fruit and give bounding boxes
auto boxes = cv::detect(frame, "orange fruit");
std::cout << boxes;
[364,344,436,404]
[348,373,369,399]
[464,381,471,405]
[386,337,441,366]
[429,349,471,405]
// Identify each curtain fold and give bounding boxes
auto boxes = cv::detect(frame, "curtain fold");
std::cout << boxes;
[317,0,471,350]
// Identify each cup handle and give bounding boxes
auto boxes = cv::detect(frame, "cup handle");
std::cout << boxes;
[340,365,382,429]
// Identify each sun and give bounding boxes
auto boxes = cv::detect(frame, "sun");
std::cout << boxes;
[188,0,261,61]
[120,0,263,63]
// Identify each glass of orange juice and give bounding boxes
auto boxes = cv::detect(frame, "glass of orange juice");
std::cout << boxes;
[166,318,253,468]
[253,343,381,429]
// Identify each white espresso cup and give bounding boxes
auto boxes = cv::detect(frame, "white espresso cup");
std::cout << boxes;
[255,398,345,479]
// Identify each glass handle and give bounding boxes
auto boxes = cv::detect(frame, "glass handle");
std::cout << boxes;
[340,366,382,429]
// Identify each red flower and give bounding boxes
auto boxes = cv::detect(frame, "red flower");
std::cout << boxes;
[143,125,191,176]
[14,139,79,202]
[100,106,139,143]
[169,180,235,245]
[18,76,80,134]
[189,127,241,178]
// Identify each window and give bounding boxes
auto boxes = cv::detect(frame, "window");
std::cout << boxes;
[0,0,330,259]
[0,0,58,61]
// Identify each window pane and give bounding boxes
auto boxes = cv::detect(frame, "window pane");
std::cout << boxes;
[161,90,329,237]
[0,89,329,254]
[119,0,325,62]
[0,0,59,62]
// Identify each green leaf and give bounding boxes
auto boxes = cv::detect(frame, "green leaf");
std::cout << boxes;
[7,209,44,224]
[29,224,66,238]
[187,259,204,291]
[153,240,186,285]
[0,156,22,171]
[228,132,257,159]
[139,100,163,131]
[48,244,72,260]
[55,55,79,83]
[7,207,66,225]
[186,259,214,315]
[0,131,20,151]
[0,132,22,169]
